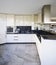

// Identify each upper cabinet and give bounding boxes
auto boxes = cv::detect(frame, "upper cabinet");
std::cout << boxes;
[34,15,38,23]
[38,13,42,23]
[6,15,14,26]
[15,15,34,26]
[23,15,34,26]
[0,14,6,34]
[15,15,23,26]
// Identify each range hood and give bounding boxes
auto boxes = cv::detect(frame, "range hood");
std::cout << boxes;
[42,5,56,23]
[42,5,51,23]
[50,17,56,21]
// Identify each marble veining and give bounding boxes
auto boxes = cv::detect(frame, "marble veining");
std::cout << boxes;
[0,44,41,65]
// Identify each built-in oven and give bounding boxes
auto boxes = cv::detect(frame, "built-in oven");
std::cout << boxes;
[7,26,13,33]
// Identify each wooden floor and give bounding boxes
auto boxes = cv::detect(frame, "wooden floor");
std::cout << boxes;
[0,44,41,65]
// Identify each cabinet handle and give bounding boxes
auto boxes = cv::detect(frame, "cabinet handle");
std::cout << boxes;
[14,36,18,37]
[14,39,18,40]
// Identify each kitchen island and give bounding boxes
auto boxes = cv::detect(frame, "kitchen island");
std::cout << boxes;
[36,35,56,65]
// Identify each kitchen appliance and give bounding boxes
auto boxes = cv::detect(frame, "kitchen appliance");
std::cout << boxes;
[7,26,13,33]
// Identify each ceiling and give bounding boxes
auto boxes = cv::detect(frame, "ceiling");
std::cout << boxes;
[0,0,56,14]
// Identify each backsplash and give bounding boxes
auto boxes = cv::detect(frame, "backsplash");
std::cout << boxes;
[7,26,32,34]
[34,24,56,32]
[7,24,56,34]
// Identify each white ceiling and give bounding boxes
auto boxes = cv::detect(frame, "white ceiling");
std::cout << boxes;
[0,0,56,14]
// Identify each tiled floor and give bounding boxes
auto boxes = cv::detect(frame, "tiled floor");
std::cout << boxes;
[0,44,41,65]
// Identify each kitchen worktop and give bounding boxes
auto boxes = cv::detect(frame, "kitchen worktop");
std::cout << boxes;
[37,30,55,35]
[6,32,33,34]
[41,35,56,40]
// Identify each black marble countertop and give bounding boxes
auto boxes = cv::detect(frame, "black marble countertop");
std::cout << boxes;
[41,35,56,40]
[6,31,32,34]
[6,31,33,34]
[36,34,56,43]
[35,30,56,41]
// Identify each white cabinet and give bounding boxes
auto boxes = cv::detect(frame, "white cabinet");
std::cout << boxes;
[6,34,36,43]
[0,14,6,44]
[0,14,6,34]
[0,34,6,44]
[6,15,14,26]
[15,15,34,26]
[23,15,34,26]
[15,16,23,26]
[6,34,18,42]
[23,15,33,22]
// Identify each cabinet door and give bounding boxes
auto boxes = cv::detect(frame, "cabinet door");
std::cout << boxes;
[6,34,36,43]
[0,14,6,44]
[6,15,14,26]
[15,16,23,26]
[15,15,34,26]
[0,34,6,44]
[6,34,19,43]
[0,14,6,34]
[23,15,33,26]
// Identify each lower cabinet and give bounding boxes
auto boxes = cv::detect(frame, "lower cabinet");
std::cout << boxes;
[0,34,6,44]
[7,34,19,43]
[6,34,36,43]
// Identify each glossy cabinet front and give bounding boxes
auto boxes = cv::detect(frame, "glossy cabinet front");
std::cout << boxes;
[6,34,36,43]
